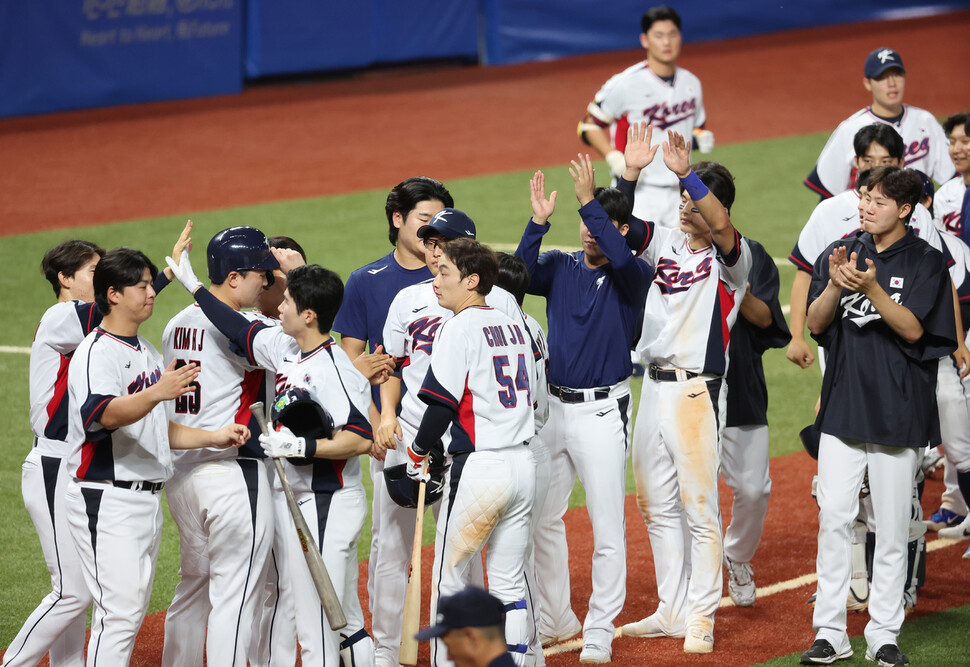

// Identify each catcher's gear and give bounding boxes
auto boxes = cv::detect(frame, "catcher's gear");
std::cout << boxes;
[207,226,279,285]
[271,387,334,441]
[383,454,446,508]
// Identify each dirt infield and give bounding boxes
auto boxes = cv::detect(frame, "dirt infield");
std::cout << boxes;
[0,10,968,234]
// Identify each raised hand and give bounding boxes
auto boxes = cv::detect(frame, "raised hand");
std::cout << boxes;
[154,359,199,401]
[624,121,660,172]
[569,153,597,206]
[530,170,558,225]
[271,247,305,273]
[827,247,850,288]
[173,219,193,261]
[165,250,202,293]
[836,256,877,295]
[661,129,691,179]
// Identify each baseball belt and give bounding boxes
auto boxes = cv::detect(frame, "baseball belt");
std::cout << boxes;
[76,478,165,494]
[547,384,610,403]
[647,364,700,382]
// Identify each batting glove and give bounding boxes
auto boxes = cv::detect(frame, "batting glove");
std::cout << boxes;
[405,444,430,483]
[693,129,715,154]
[164,249,202,294]
[605,150,627,179]
[259,426,307,458]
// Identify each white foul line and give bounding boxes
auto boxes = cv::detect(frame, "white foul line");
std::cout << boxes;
[544,538,965,656]
[0,346,30,355]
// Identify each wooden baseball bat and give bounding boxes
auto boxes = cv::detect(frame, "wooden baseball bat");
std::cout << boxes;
[250,402,347,630]
[399,461,429,665]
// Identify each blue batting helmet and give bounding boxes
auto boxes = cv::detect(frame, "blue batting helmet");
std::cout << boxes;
[207,227,280,285]
[383,452,447,508]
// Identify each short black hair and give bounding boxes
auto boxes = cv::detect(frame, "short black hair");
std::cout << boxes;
[865,167,921,224]
[267,235,307,262]
[41,239,105,298]
[642,5,682,33]
[285,264,343,333]
[853,123,904,160]
[693,161,736,213]
[385,177,454,246]
[440,238,498,296]
[93,247,158,315]
[495,253,530,306]
[855,168,873,192]
[943,111,970,138]
[594,187,632,227]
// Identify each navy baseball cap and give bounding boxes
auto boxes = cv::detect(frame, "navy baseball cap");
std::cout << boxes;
[417,208,477,241]
[414,586,504,640]
[864,48,905,78]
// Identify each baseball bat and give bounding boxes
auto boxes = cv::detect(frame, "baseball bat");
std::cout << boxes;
[250,401,347,630]
[399,461,429,665]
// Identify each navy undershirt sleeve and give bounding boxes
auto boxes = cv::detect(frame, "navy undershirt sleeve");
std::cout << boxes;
[412,402,452,456]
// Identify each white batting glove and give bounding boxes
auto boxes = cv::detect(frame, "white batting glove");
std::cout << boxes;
[693,129,715,154]
[405,444,430,483]
[165,249,202,293]
[605,150,627,179]
[259,426,307,458]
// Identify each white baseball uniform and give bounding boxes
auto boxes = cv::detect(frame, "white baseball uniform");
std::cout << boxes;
[3,302,99,667]
[65,328,173,666]
[933,175,967,238]
[420,307,538,667]
[806,106,954,198]
[374,281,531,666]
[591,62,706,227]
[632,224,751,638]
[160,304,274,667]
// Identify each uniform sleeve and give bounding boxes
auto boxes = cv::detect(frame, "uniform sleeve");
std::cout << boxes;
[904,250,957,361]
[790,203,832,272]
[579,199,650,303]
[515,221,556,296]
[716,234,751,291]
[592,71,625,124]
[381,292,409,360]
[332,270,368,340]
[72,344,118,440]
[812,123,853,198]
[807,240,843,349]
[417,321,466,412]
[694,74,706,129]
[617,176,654,256]
[42,302,98,355]
[747,243,792,351]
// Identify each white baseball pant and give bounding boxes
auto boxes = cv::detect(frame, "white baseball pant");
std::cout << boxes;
[813,435,918,653]
[523,433,550,665]
[2,451,89,667]
[66,480,164,667]
[720,425,771,564]
[632,375,724,637]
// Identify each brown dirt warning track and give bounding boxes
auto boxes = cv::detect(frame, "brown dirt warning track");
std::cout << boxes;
[2,9,970,666]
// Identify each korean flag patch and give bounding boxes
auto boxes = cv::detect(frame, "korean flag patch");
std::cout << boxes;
[890,277,904,289]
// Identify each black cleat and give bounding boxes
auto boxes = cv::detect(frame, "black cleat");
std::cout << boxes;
[800,639,853,664]
[866,644,909,667]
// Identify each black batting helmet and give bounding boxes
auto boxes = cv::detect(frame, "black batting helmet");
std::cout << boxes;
[383,456,446,508]
[271,387,334,441]
[207,226,280,286]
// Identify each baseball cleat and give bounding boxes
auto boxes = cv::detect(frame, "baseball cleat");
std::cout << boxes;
[800,639,853,664]
[725,556,756,607]
[938,516,970,541]
[539,618,582,646]
[865,643,909,666]
[578,643,611,664]
[618,613,684,638]
[920,447,944,474]
[683,626,714,654]
[925,507,966,532]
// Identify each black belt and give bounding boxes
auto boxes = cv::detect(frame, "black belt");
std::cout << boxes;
[548,384,610,403]
[79,479,165,494]
[648,364,699,382]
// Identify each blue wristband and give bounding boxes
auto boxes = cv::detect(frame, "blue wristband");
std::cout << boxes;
[680,171,709,203]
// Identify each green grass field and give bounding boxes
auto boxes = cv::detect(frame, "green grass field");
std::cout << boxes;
[3,130,968,660]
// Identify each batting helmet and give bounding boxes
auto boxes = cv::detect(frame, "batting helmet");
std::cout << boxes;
[383,454,447,508]
[207,226,280,286]
[271,387,334,441]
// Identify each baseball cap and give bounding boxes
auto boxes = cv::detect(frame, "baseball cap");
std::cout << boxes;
[864,48,905,79]
[414,586,504,640]
[417,208,477,241]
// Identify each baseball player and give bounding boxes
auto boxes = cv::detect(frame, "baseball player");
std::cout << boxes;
[4,225,192,667]
[721,236,791,607]
[579,5,711,228]
[804,47,953,200]
[165,255,377,667]
[160,226,279,667]
[403,238,538,667]
[518,148,651,663]
[374,210,534,667]
[617,124,751,654]
[65,247,249,666]
[800,167,955,667]
[932,111,970,241]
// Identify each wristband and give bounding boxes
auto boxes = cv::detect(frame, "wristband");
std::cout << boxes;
[679,171,709,203]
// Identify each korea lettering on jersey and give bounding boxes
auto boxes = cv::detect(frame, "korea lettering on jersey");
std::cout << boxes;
[383,280,540,439]
[67,329,172,482]
[30,300,100,455]
[594,63,705,187]
[163,304,265,467]
[810,107,954,197]
[635,225,751,375]
[934,176,966,238]
[418,307,536,456]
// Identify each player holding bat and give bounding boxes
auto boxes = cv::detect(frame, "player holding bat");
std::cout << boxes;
[166,249,376,667]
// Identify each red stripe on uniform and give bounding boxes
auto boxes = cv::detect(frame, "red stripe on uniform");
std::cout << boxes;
[234,369,264,425]
[76,439,96,479]
[457,377,475,447]
[334,459,346,488]
[614,114,631,153]
[47,353,71,422]
[718,281,737,352]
